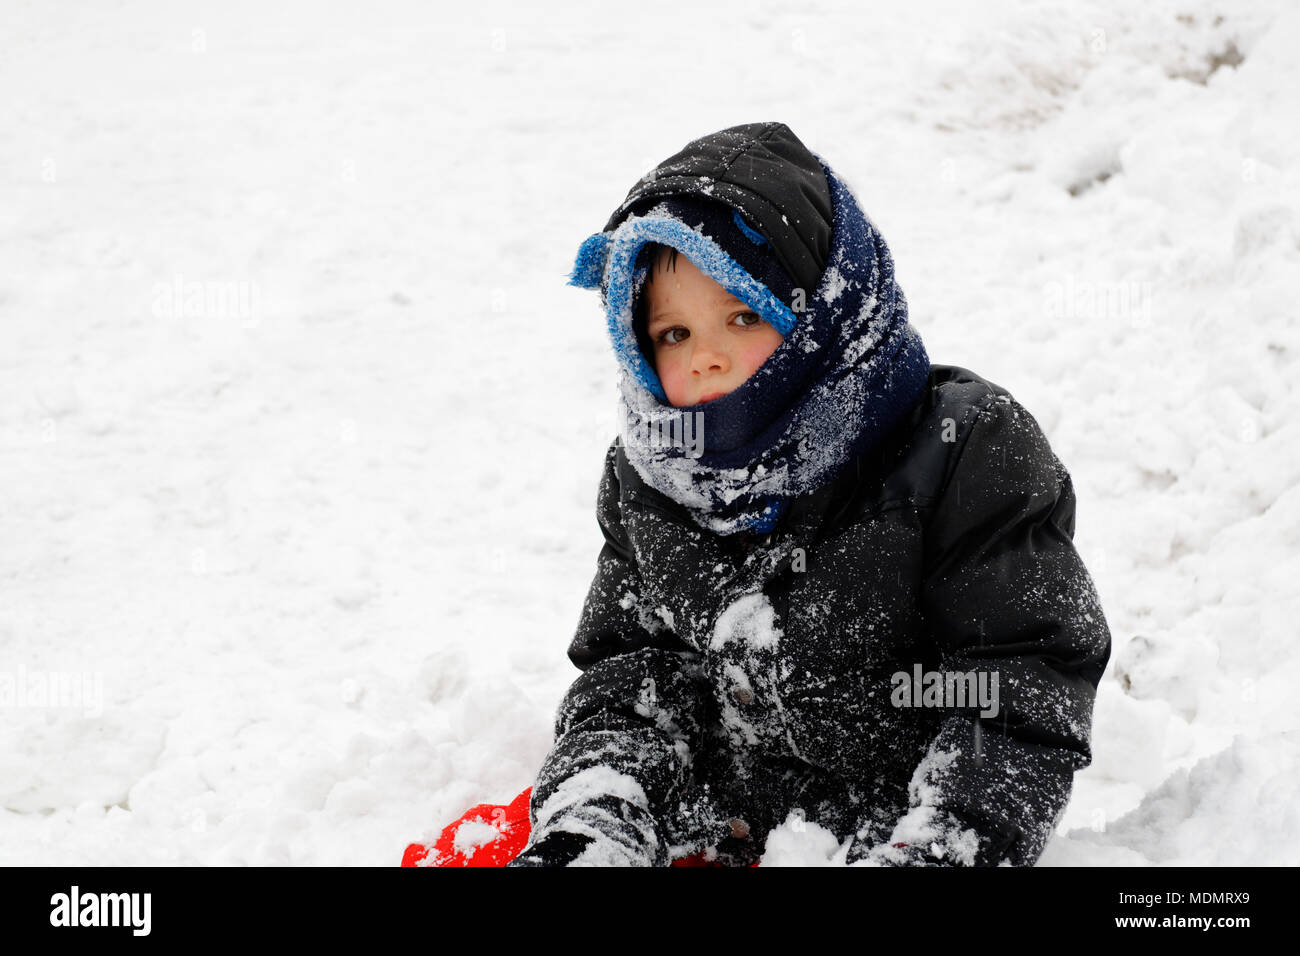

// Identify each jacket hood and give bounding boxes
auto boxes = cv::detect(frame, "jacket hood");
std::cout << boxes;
[603,122,833,294]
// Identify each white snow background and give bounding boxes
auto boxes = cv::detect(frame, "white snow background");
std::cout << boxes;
[2,0,1297,866]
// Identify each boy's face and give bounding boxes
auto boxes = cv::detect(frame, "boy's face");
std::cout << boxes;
[643,247,784,408]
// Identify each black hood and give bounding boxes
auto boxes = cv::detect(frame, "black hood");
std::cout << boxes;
[602,121,834,297]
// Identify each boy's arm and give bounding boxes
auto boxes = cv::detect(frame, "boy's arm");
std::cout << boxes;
[509,440,710,866]
[860,392,1112,867]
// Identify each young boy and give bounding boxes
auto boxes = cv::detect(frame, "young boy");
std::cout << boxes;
[503,121,1112,867]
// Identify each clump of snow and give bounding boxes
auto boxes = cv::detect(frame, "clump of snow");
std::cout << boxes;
[451,818,503,856]
[759,813,852,866]
[710,592,782,651]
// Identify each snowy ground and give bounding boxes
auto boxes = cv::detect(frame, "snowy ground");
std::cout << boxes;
[1,0,1297,866]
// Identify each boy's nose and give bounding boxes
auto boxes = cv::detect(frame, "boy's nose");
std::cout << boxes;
[690,335,730,376]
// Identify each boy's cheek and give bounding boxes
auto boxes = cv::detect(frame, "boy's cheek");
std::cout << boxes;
[662,373,689,408]
[654,357,685,406]
[741,333,784,376]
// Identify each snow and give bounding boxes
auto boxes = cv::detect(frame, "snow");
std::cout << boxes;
[533,766,646,830]
[450,818,503,857]
[760,813,852,866]
[820,265,849,304]
[2,0,1297,866]
[1041,732,1300,866]
[710,592,782,652]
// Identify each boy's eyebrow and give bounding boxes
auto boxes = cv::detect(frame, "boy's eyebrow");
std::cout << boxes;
[648,295,745,324]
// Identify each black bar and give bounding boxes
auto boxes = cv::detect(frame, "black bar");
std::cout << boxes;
[0,865,1284,943]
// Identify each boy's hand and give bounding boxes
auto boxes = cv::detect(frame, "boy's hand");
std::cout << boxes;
[848,840,949,867]
[846,806,1016,866]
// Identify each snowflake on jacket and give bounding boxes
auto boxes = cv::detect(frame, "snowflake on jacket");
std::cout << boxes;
[511,123,1111,867]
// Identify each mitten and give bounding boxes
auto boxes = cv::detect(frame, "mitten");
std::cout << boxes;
[508,792,665,867]
[847,806,997,867]
[505,830,597,867]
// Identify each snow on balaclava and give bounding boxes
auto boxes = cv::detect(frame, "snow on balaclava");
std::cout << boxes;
[567,146,932,536]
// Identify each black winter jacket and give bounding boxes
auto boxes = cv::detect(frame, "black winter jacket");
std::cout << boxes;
[517,364,1112,866]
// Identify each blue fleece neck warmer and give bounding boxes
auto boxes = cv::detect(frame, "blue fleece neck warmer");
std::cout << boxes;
[567,157,931,536]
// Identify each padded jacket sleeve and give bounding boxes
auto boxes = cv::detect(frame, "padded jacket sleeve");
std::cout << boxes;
[512,440,713,866]
[861,392,1112,867]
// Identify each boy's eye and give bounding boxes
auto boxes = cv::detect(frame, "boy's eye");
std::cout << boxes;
[654,314,759,345]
